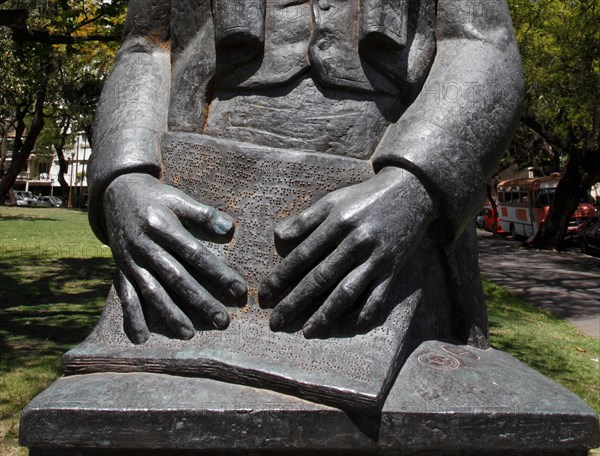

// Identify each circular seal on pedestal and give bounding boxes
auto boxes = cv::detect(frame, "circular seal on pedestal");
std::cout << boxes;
[417,352,460,370]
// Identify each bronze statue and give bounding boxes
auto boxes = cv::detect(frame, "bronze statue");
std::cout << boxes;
[19,2,600,455]
[75,0,524,410]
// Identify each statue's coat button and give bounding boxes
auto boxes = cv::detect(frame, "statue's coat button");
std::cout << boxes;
[316,37,331,50]
[318,0,330,11]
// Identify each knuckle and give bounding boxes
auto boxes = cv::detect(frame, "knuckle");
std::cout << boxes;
[187,242,205,264]
[294,244,312,264]
[353,224,375,244]
[206,206,220,221]
[165,269,185,289]
[310,269,330,290]
[337,281,357,301]
[333,209,351,225]
[144,212,166,232]
[160,257,192,289]
[143,280,161,296]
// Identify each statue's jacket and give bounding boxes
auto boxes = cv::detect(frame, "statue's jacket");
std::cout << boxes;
[167,0,434,148]
[89,0,525,346]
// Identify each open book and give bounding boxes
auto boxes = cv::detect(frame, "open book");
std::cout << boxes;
[63,133,438,413]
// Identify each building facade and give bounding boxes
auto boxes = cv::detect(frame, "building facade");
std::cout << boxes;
[10,134,90,207]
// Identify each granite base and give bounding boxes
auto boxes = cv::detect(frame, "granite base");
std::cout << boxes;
[20,341,599,455]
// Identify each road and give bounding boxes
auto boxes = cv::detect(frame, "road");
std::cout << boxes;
[477,229,600,339]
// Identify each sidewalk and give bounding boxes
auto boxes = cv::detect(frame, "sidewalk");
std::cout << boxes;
[477,229,600,339]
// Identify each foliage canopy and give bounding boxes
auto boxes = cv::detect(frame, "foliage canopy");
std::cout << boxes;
[506,0,599,174]
[0,0,127,203]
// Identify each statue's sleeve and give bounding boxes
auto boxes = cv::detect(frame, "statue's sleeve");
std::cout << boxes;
[88,0,172,244]
[371,0,524,243]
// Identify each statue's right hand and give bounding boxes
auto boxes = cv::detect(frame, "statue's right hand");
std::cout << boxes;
[103,173,247,344]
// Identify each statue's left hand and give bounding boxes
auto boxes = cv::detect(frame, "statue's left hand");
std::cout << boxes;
[259,167,434,337]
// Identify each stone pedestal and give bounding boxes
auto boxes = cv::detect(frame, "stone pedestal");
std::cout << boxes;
[20,341,599,455]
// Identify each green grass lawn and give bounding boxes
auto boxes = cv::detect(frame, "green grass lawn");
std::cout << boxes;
[486,281,600,416]
[0,206,114,455]
[0,206,598,455]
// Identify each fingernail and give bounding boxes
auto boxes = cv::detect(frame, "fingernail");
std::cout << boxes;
[269,312,285,331]
[229,281,247,299]
[303,322,319,339]
[274,223,291,241]
[213,216,233,235]
[180,325,196,340]
[132,330,150,345]
[212,311,230,329]
[258,282,272,302]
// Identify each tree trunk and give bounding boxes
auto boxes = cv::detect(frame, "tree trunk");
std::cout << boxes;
[486,184,499,236]
[523,103,600,250]
[529,152,583,250]
[54,115,71,207]
[532,100,600,250]
[55,147,70,207]
[581,102,600,190]
[83,124,94,149]
[0,125,9,180]
[0,61,50,202]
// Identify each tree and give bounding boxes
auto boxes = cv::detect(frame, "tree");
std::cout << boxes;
[0,0,125,204]
[507,0,600,249]
[0,29,52,198]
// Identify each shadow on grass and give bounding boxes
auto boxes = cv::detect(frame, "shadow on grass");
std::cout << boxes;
[0,256,116,374]
[0,214,60,222]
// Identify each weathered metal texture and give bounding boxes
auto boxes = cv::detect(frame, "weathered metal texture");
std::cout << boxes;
[83,0,527,366]
[22,342,600,455]
[63,134,457,414]
[160,134,376,291]
[21,0,598,452]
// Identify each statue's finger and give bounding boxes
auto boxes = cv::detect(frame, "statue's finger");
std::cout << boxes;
[356,273,394,329]
[268,235,360,330]
[302,261,374,338]
[274,197,330,242]
[259,220,340,305]
[168,189,235,237]
[148,221,246,304]
[116,270,150,344]
[125,257,196,340]
[135,246,231,330]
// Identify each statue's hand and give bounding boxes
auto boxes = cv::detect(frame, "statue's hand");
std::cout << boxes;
[104,173,247,344]
[259,167,433,338]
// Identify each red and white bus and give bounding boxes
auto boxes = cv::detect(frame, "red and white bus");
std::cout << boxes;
[496,174,597,240]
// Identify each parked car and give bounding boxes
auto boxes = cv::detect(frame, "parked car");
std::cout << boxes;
[14,194,30,206]
[564,203,598,243]
[15,190,36,206]
[577,217,600,256]
[478,205,506,234]
[14,191,36,206]
[36,196,62,207]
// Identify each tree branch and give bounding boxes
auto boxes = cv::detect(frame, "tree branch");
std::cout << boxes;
[581,100,600,189]
[0,9,27,28]
[74,13,106,30]
[587,100,600,153]
[0,9,120,44]
[520,114,570,153]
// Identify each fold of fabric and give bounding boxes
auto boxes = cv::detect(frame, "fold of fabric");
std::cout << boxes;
[212,0,266,62]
